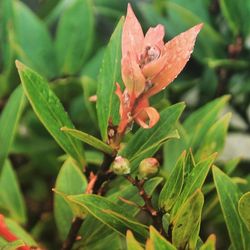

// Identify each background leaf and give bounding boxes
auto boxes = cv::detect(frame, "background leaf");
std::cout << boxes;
[55,0,94,75]
[238,192,250,232]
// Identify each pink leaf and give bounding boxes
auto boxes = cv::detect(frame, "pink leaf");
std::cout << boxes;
[144,23,203,97]
[122,3,144,58]
[144,24,165,49]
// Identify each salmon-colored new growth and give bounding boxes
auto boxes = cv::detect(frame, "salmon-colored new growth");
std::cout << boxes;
[116,4,203,134]
[0,214,30,250]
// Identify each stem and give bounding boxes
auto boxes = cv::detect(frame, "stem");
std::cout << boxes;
[61,217,83,250]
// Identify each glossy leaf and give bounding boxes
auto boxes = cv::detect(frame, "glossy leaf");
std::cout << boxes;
[55,0,94,74]
[54,158,87,239]
[238,192,250,231]
[16,61,85,166]
[121,103,185,171]
[97,17,124,141]
[66,194,148,240]
[171,153,216,217]
[213,166,250,250]
[172,190,204,249]
[159,151,185,212]
[126,230,143,250]
[61,127,116,156]
[0,86,25,171]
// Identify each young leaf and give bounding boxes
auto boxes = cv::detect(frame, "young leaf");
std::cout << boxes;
[61,127,116,156]
[16,61,85,167]
[55,0,94,75]
[213,166,250,250]
[172,190,204,249]
[54,158,87,239]
[126,230,143,250]
[11,1,57,78]
[0,86,25,171]
[0,240,26,250]
[148,226,176,250]
[121,103,185,171]
[200,234,216,250]
[171,153,216,217]
[66,194,148,240]
[0,160,26,224]
[238,192,250,232]
[159,151,185,212]
[97,17,124,141]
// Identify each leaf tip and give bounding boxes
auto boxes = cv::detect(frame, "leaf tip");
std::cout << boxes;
[15,60,25,71]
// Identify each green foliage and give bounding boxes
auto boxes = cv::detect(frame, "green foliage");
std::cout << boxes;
[0,1,249,249]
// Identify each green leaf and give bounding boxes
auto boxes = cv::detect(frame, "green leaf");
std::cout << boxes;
[126,231,143,250]
[238,192,250,232]
[1,240,26,250]
[16,61,85,166]
[0,160,26,224]
[121,103,185,172]
[171,153,216,217]
[200,234,216,250]
[66,194,148,240]
[11,1,56,78]
[219,0,250,37]
[148,226,176,250]
[54,158,87,240]
[61,127,116,156]
[172,190,204,249]
[0,86,25,171]
[97,17,124,141]
[213,166,250,250]
[195,113,231,160]
[159,151,185,212]
[5,217,37,246]
[184,95,230,152]
[55,0,94,75]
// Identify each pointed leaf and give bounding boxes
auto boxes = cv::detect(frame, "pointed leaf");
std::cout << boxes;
[16,61,85,166]
[126,231,143,250]
[0,86,25,171]
[148,226,176,250]
[61,127,116,156]
[213,166,250,250]
[200,234,216,250]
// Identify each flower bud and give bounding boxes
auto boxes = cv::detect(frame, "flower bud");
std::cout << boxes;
[111,156,130,175]
[138,158,159,179]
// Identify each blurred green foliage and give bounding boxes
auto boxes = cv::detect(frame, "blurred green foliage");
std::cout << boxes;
[0,0,250,249]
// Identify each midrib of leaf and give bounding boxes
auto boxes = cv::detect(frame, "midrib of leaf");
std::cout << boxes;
[22,72,84,165]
